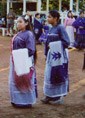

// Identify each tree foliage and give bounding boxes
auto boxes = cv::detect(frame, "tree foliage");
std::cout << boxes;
[41,0,85,11]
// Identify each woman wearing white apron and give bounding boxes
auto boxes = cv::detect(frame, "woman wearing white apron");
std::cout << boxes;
[64,10,75,48]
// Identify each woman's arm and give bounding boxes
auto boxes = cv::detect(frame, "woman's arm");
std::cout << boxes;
[58,25,70,48]
[26,31,35,56]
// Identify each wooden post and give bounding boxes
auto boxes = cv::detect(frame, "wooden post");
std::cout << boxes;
[76,0,79,15]
[23,0,26,15]
[46,0,49,14]
[59,0,62,12]
[7,0,10,14]
[70,0,73,11]
[37,0,41,13]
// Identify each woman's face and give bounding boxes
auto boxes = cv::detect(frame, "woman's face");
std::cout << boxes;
[68,12,72,17]
[36,14,40,19]
[47,14,57,25]
[17,17,27,31]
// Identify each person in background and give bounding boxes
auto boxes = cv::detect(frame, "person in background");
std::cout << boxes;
[41,10,70,104]
[7,8,16,36]
[40,14,46,24]
[13,16,18,34]
[33,13,44,44]
[39,19,50,43]
[25,11,33,27]
[0,14,6,28]
[72,10,85,50]
[0,14,3,27]
[9,15,37,108]
[64,10,75,48]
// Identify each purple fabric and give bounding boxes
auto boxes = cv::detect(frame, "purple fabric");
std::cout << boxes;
[34,18,43,36]
[45,24,70,56]
[72,17,85,34]
[39,25,49,43]
[13,30,35,56]
[72,17,85,49]
[50,63,68,84]
[43,25,49,31]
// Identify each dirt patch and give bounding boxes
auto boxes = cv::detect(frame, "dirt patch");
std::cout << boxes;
[0,36,85,118]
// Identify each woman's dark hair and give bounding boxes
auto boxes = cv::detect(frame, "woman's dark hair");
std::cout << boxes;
[67,10,73,18]
[21,15,33,31]
[49,10,60,23]
[35,13,40,17]
[20,15,37,64]
[49,10,60,20]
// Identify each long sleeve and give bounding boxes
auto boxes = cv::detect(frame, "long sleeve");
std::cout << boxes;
[72,17,85,28]
[58,25,70,48]
[72,18,79,28]
[72,17,85,34]
[26,31,35,56]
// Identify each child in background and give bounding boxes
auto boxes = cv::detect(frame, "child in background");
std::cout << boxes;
[39,20,50,43]
[64,10,75,48]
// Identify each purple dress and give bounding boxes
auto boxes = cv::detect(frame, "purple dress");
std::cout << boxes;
[34,18,43,43]
[72,17,85,49]
[43,24,70,98]
[9,30,37,106]
[39,25,50,43]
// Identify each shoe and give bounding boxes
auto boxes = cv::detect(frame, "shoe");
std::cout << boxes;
[41,96,52,104]
[49,97,64,105]
[11,103,32,108]
[68,46,73,49]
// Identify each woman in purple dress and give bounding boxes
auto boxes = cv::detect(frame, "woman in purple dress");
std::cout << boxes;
[39,20,50,43]
[72,11,85,49]
[33,13,43,44]
[9,15,37,108]
[41,10,70,104]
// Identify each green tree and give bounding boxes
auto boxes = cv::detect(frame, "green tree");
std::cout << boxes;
[79,0,85,11]
[41,0,85,11]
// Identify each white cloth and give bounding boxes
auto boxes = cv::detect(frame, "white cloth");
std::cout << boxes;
[44,41,69,97]
[66,26,75,46]
[48,41,67,66]
[12,48,32,76]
